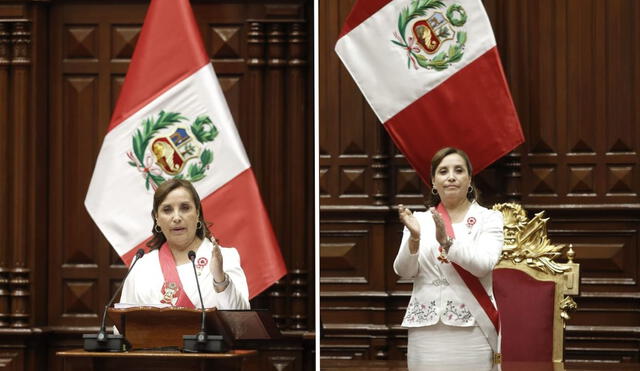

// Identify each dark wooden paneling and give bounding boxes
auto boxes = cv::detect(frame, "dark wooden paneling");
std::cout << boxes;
[487,0,640,205]
[320,0,640,363]
[0,22,11,328]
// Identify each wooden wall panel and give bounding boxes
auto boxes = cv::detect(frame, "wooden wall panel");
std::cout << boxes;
[49,3,143,328]
[320,0,640,363]
[498,0,640,206]
[0,21,12,329]
[319,0,387,207]
[321,225,372,288]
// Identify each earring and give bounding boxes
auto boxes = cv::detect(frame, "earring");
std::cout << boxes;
[431,188,438,195]
[196,221,202,229]
[468,185,474,194]
[154,224,162,233]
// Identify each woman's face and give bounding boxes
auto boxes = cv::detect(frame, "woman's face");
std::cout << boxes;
[155,186,200,248]
[432,153,471,203]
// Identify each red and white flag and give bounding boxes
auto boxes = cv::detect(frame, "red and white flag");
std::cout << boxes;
[85,0,286,298]
[335,0,524,179]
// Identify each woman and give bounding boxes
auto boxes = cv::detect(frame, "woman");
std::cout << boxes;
[394,147,503,370]
[120,179,250,310]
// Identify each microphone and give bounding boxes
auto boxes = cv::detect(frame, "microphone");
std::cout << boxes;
[83,248,145,352]
[182,249,226,353]
[189,250,207,338]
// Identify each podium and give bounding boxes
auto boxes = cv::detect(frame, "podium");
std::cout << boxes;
[57,307,280,371]
[57,349,258,371]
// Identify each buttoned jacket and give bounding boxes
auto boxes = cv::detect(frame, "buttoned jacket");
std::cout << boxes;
[393,202,503,328]
[120,238,250,310]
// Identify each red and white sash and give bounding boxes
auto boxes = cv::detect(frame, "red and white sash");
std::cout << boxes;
[158,244,196,308]
[436,203,501,354]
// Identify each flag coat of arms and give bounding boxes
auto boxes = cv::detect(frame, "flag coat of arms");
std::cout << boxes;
[335,0,524,179]
[85,0,286,298]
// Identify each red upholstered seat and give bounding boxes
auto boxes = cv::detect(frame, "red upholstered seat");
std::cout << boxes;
[493,268,556,362]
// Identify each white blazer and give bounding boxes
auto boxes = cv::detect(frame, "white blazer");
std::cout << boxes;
[120,238,250,310]
[394,202,503,328]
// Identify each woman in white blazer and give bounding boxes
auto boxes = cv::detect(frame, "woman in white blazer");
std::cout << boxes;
[394,147,503,370]
[120,179,250,310]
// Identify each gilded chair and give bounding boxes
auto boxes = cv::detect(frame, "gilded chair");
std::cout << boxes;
[492,203,580,363]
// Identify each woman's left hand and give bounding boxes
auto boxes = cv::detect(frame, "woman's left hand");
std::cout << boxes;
[430,207,449,246]
[210,239,226,283]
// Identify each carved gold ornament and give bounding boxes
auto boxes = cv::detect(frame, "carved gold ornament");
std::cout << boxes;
[493,203,572,275]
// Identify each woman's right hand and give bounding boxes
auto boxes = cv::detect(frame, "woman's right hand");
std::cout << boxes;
[398,204,420,242]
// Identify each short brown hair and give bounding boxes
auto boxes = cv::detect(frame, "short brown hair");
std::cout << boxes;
[147,179,211,250]
[426,147,479,206]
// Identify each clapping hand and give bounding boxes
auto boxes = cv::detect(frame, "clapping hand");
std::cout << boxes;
[398,204,420,253]
[429,207,448,246]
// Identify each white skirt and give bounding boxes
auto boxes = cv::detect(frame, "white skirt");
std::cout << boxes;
[407,322,495,371]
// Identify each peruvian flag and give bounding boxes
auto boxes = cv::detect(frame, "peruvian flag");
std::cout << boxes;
[335,0,524,179]
[85,0,286,298]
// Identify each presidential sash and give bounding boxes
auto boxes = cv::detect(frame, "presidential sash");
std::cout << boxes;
[436,203,501,358]
[158,244,196,308]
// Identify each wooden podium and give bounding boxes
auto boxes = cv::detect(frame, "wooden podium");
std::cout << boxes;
[57,307,280,371]
[57,348,258,371]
